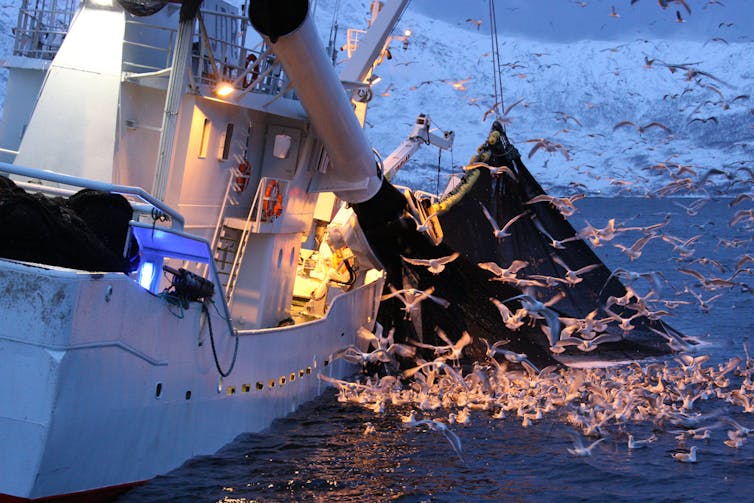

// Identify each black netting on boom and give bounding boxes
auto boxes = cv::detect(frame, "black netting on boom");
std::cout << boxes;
[357,128,685,369]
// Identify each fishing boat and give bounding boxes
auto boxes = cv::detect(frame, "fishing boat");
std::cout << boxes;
[0,0,424,499]
[0,0,688,499]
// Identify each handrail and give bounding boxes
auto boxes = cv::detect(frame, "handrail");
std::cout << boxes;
[0,161,185,231]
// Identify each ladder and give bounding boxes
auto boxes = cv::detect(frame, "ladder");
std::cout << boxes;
[209,169,249,302]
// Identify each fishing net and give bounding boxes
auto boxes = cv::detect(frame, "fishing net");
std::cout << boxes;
[354,126,686,368]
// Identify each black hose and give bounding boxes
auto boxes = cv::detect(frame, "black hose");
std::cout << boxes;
[202,301,239,378]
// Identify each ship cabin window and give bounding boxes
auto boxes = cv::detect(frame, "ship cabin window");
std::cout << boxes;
[277,249,283,269]
[273,134,292,159]
[218,123,234,160]
[289,247,295,267]
[198,118,211,159]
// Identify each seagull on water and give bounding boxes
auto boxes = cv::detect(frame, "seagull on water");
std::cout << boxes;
[627,433,657,449]
[672,446,697,463]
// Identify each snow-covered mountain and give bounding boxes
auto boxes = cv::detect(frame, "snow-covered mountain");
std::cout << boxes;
[1,0,751,196]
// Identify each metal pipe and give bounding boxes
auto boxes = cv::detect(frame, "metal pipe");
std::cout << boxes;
[248,0,381,204]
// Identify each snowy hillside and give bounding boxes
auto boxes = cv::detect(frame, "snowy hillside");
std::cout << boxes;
[1,0,751,196]
[334,3,753,196]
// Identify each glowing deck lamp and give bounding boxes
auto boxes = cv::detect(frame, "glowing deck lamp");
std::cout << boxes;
[214,82,235,98]
[138,261,156,290]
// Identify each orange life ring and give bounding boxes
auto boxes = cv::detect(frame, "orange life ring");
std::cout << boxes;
[235,161,251,191]
[263,180,283,220]
[243,53,260,88]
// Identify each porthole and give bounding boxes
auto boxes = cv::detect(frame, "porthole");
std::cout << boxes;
[155,382,163,398]
[185,390,192,400]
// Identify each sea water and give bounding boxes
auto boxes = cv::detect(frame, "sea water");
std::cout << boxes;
[118,197,753,502]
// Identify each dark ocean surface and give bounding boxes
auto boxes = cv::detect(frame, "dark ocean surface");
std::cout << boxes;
[117,196,753,503]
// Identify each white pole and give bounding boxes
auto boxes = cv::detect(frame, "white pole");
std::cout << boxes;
[151,18,194,201]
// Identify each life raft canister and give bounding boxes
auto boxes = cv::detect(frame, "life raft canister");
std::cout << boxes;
[262,180,283,220]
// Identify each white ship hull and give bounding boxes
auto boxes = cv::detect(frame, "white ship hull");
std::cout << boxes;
[0,258,382,500]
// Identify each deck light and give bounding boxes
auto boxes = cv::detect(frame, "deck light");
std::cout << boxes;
[137,261,156,290]
[214,82,234,98]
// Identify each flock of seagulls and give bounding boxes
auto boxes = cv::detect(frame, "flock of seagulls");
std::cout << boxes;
[322,0,752,478]
[323,325,754,465]
[320,167,750,464]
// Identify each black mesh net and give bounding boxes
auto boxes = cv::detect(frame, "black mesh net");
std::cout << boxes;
[360,126,686,369]
[0,178,138,273]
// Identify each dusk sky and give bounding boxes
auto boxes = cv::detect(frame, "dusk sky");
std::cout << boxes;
[410,0,754,42]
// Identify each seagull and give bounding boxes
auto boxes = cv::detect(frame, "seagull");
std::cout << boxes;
[568,434,607,456]
[405,418,464,462]
[500,289,564,347]
[380,285,450,318]
[489,297,527,330]
[558,332,623,352]
[614,233,662,261]
[672,446,697,463]
[488,347,541,375]
[532,217,580,249]
[550,255,601,286]
[627,433,657,449]
[405,210,442,233]
[465,18,483,31]
[613,120,671,134]
[463,162,517,180]
[599,268,666,296]
[524,193,585,217]
[479,202,530,240]
[401,252,460,275]
[478,260,530,284]
[410,328,471,363]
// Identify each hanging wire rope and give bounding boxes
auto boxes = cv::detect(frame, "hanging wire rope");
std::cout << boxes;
[488,0,506,132]
[325,0,342,64]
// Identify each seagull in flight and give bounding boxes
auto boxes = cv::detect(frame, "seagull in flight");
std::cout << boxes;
[568,433,607,456]
[380,285,450,318]
[401,252,460,275]
[405,417,464,462]
[532,217,580,249]
[500,289,564,347]
[479,202,530,241]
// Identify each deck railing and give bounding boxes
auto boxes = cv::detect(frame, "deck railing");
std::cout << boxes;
[11,0,293,101]
[12,0,77,60]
